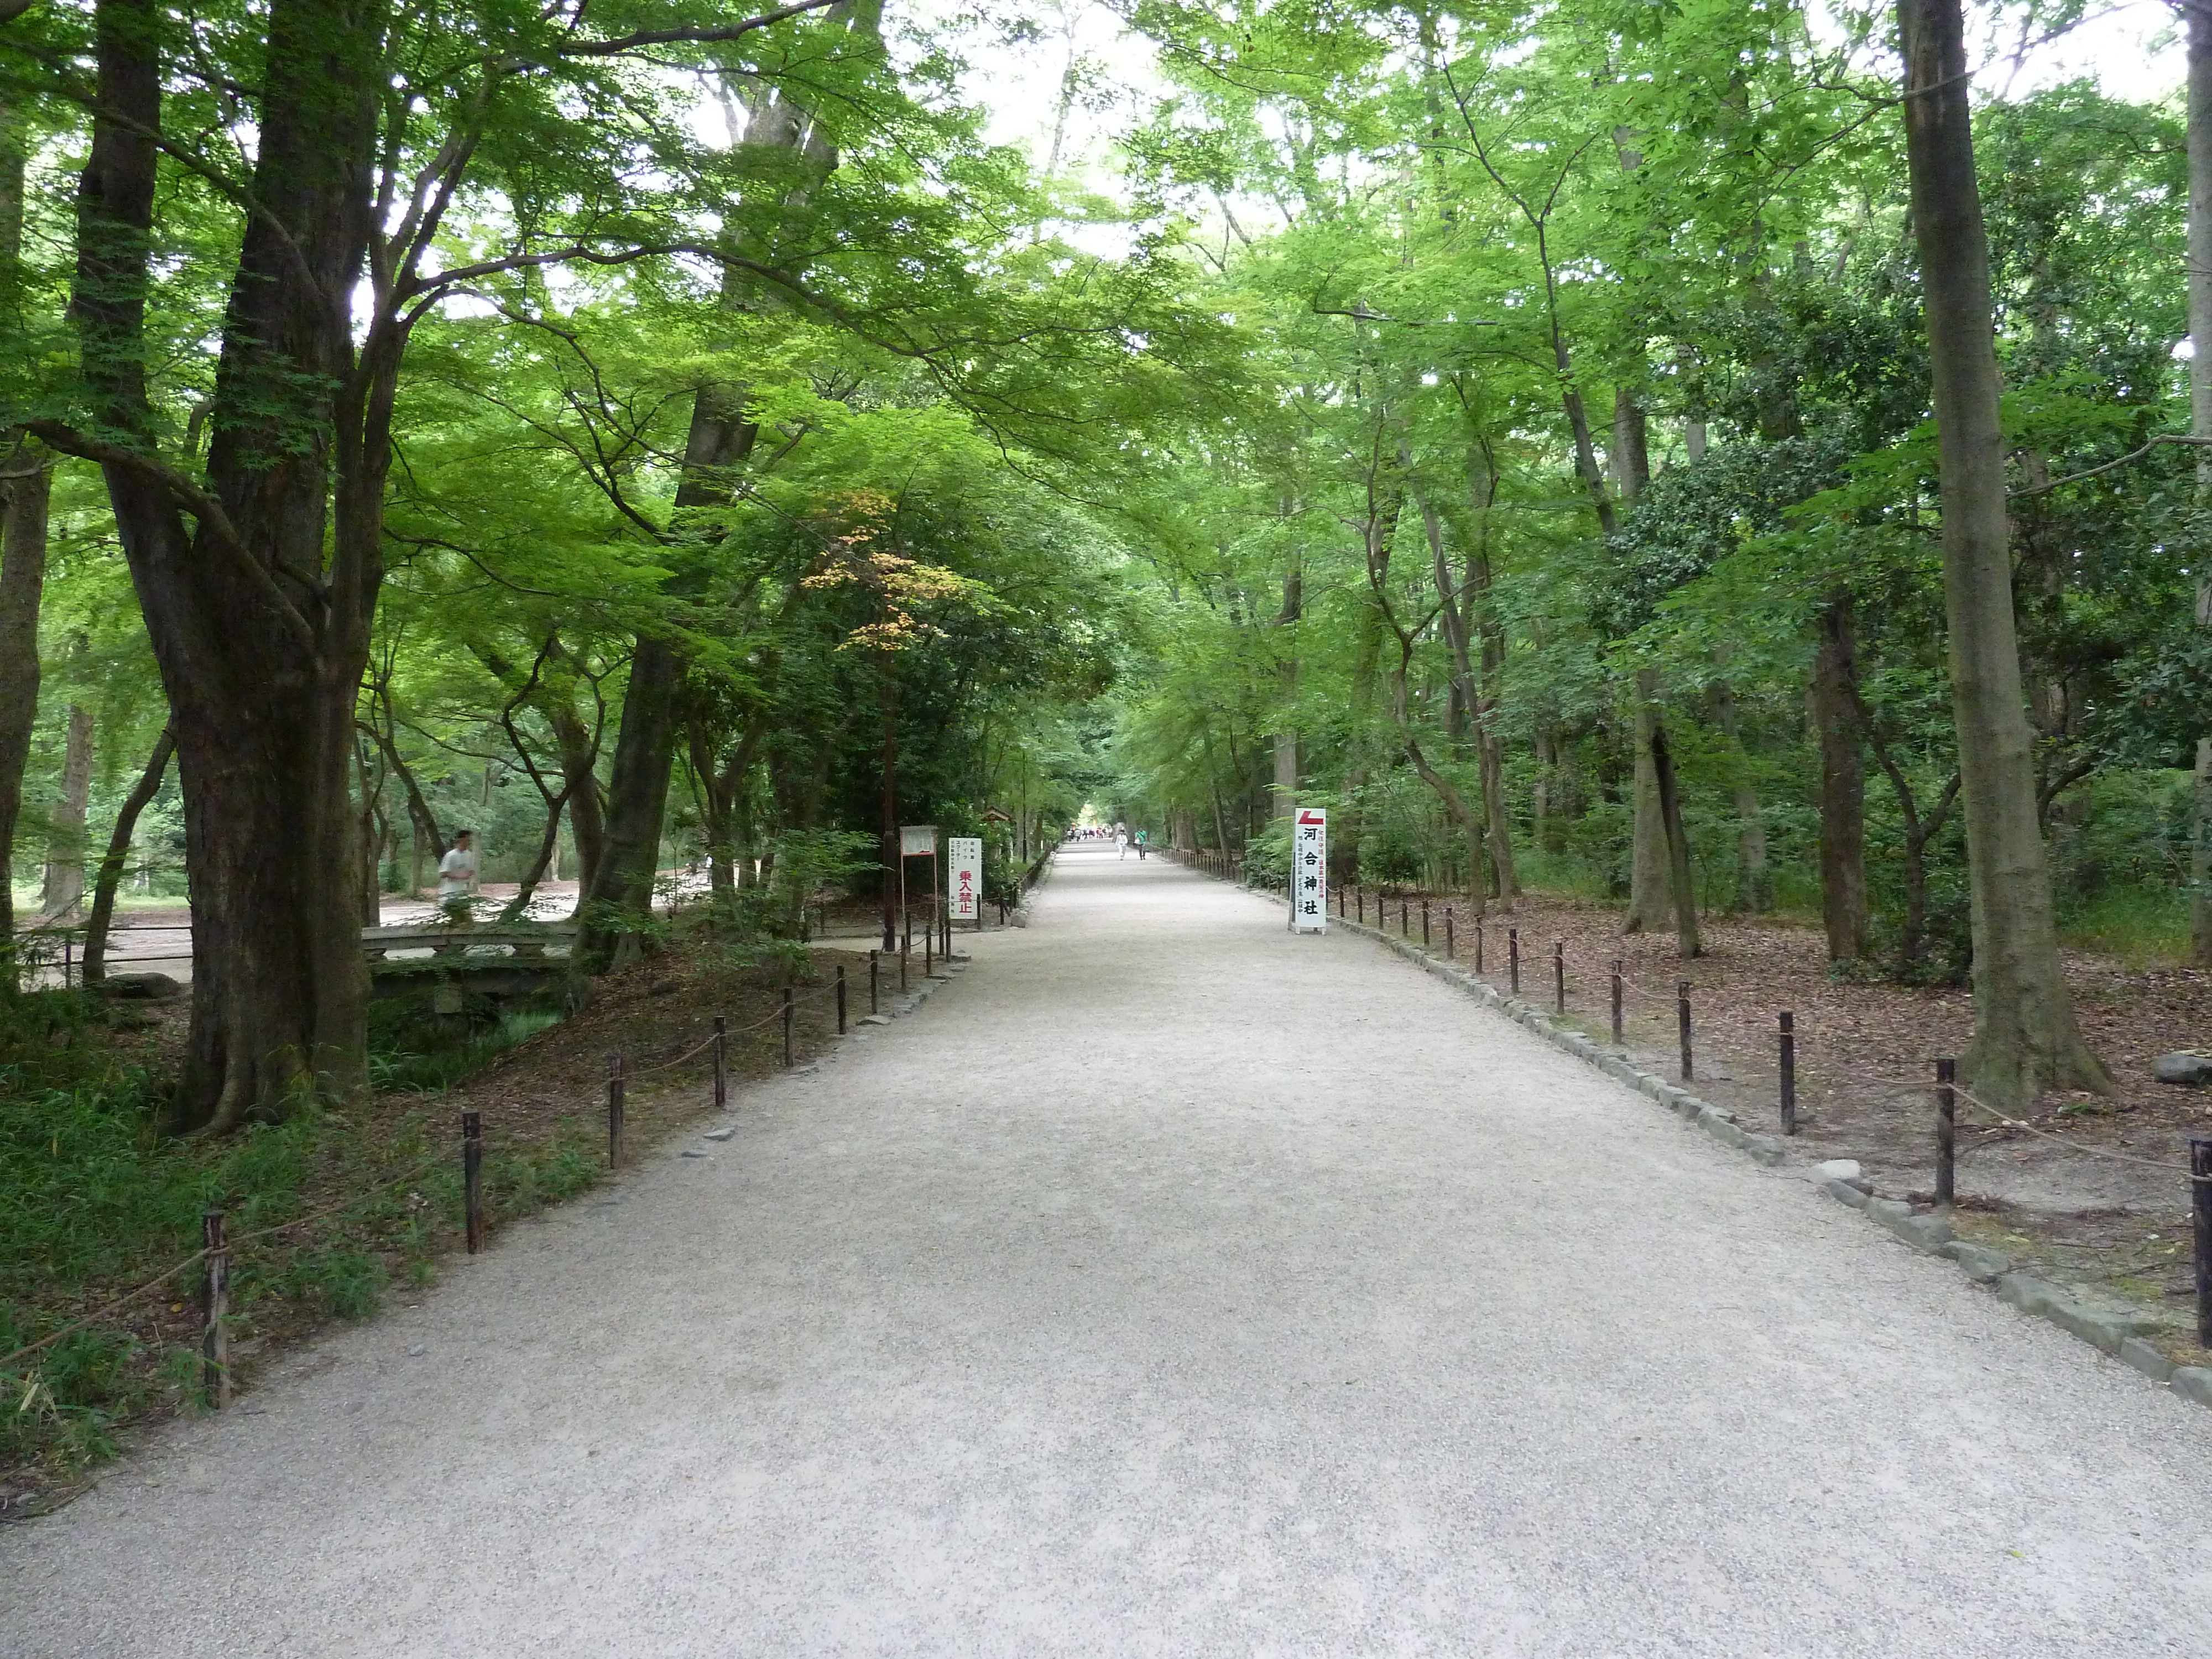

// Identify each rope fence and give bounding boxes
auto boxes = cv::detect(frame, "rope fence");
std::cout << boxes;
[1185,860,2212,1344]
[3,956,875,1418]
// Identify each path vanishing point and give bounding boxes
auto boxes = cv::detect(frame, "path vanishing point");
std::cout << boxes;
[6,843,2212,1656]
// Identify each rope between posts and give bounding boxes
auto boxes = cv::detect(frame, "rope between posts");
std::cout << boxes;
[1329,905,2209,1185]
[1851,1072,2212,1182]
[0,1151,448,1375]
[7,968,865,1392]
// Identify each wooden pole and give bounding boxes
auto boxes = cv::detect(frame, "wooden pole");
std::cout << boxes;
[201,1209,230,1408]
[463,1112,484,1254]
[781,986,795,1068]
[837,965,848,1034]
[1677,982,1693,1082]
[1508,928,1520,994]
[713,1016,727,1111]
[2192,1136,2212,1347]
[1936,1057,1957,1204]
[1610,961,1624,1047]
[607,1053,626,1168]
[1779,1014,1796,1137]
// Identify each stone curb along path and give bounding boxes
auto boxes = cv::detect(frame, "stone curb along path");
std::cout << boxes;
[1233,882,2212,1416]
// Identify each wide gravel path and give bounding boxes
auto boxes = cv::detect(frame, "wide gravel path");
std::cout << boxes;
[9,844,2212,1656]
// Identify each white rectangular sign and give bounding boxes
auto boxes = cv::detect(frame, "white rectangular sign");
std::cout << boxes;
[1291,807,1327,932]
[947,836,982,921]
[900,825,937,858]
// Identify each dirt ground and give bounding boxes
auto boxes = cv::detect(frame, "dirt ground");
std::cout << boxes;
[1345,884,2212,1366]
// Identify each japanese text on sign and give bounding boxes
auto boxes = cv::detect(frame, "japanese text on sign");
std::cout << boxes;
[1292,808,1326,933]
[947,836,982,921]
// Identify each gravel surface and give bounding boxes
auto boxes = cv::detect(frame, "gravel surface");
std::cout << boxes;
[7,843,2212,1656]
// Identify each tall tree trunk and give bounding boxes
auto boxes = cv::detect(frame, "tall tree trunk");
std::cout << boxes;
[1709,677,1768,911]
[1898,0,2108,1103]
[0,84,44,971]
[582,65,851,962]
[1812,595,1868,963]
[1648,720,1702,958]
[41,702,92,919]
[1623,671,1673,932]
[1611,387,1650,505]
[2190,0,2212,968]
[1271,556,1301,826]
[81,726,174,984]
[64,0,385,1131]
[0,456,45,959]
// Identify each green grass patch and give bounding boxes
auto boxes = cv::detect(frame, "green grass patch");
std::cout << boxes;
[2057,885,2193,967]
[1,1001,598,1496]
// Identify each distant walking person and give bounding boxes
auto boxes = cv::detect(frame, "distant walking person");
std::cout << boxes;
[439,830,478,921]
[1117,822,1130,860]
[1135,829,1149,860]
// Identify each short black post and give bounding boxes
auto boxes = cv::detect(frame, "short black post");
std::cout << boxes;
[463,1111,484,1254]
[713,1016,728,1111]
[1936,1057,1957,1205]
[900,940,909,993]
[1443,907,1454,959]
[1355,888,1364,924]
[62,936,72,990]
[1677,982,1693,1082]
[202,1209,230,1408]
[1778,1013,1796,1137]
[1475,918,1485,973]
[836,965,848,1034]
[924,907,933,975]
[870,950,880,1013]
[2191,1136,2212,1348]
[1421,900,1431,947]
[1553,940,1565,1015]
[1610,961,1624,1047]
[780,985,794,1068]
[608,1053,626,1168]
[1507,927,1520,994]
[1399,897,1408,937]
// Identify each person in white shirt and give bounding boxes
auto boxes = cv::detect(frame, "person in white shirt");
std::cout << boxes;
[438,830,478,920]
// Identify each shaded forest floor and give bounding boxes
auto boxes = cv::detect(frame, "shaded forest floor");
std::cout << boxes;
[2,933,872,1519]
[1348,884,2212,1369]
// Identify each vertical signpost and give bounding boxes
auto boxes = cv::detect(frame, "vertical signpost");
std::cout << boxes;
[899,825,937,953]
[947,836,982,931]
[1291,808,1327,933]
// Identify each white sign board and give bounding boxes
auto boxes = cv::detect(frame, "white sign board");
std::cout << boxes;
[1291,808,1327,932]
[900,825,937,857]
[947,836,982,921]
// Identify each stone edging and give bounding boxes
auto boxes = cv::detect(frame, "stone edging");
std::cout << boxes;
[1296,896,2212,1412]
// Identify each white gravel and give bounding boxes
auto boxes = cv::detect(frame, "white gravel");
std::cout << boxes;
[8,843,2212,1656]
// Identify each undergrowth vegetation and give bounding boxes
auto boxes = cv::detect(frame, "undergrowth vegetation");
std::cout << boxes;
[1,993,593,1497]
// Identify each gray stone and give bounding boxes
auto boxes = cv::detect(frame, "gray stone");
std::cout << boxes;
[858,1015,891,1026]
[1742,1135,1784,1167]
[1824,1179,1869,1209]
[406,1344,426,1358]
[2120,1337,2176,1383]
[99,971,182,1000]
[2171,1367,2212,1407]
[680,1149,709,1160]
[1938,1241,2011,1283]
[1816,1159,1862,1183]
[1879,1209,1954,1253]
[2043,1300,2136,1353]
[1997,1272,2064,1316]
[703,1126,736,1142]
[2152,1051,2212,1087]
[1865,1198,1912,1227]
